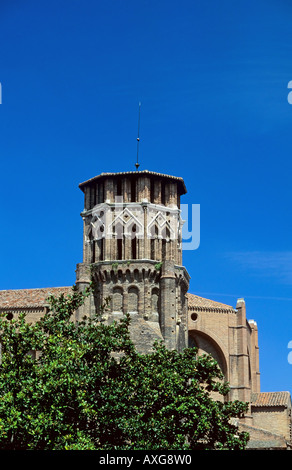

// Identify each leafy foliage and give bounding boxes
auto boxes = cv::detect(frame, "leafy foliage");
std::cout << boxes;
[0,285,249,450]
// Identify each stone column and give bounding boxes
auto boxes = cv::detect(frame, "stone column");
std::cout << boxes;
[138,176,150,201]
[123,178,131,203]
[168,182,177,207]
[104,178,114,203]
[154,180,161,204]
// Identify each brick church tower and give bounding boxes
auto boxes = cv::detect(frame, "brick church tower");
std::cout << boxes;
[75,170,190,353]
[0,166,291,448]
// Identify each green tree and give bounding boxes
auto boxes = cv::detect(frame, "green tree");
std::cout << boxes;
[0,285,249,450]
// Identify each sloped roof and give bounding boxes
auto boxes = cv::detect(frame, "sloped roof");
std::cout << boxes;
[0,287,73,310]
[187,293,234,311]
[251,392,291,408]
[0,288,235,312]
[79,170,187,194]
[239,423,289,450]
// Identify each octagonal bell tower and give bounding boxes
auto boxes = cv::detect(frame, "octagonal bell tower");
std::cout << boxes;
[75,170,190,352]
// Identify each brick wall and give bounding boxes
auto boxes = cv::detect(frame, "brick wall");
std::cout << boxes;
[252,407,291,441]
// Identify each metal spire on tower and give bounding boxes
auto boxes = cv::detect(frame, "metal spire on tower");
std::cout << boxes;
[135,102,141,171]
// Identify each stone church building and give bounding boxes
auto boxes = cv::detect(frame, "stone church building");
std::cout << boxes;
[0,169,291,450]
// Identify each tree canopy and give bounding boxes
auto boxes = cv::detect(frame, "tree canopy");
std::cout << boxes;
[0,285,249,450]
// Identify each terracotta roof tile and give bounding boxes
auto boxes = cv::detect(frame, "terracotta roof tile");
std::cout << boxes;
[0,289,234,312]
[187,293,234,311]
[0,287,72,310]
[252,392,291,408]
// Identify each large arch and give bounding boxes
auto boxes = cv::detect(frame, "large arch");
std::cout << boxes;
[188,329,229,381]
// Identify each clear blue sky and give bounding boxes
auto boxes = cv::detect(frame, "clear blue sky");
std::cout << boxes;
[0,0,292,396]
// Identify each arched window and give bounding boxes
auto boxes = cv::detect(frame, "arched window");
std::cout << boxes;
[112,286,123,313]
[99,238,104,261]
[117,238,123,260]
[131,224,137,259]
[161,227,170,260]
[128,286,139,313]
[151,288,159,314]
[115,221,124,260]
[150,225,158,260]
[91,240,96,263]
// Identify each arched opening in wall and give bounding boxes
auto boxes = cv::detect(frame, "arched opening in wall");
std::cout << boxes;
[133,269,140,282]
[99,238,104,261]
[128,286,139,313]
[112,286,123,313]
[161,239,166,260]
[117,238,123,260]
[115,221,124,260]
[150,238,155,260]
[161,227,170,260]
[6,312,14,321]
[91,240,96,263]
[188,331,228,380]
[151,287,160,314]
[131,224,137,259]
[150,225,158,260]
[188,335,198,349]
[161,226,170,241]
